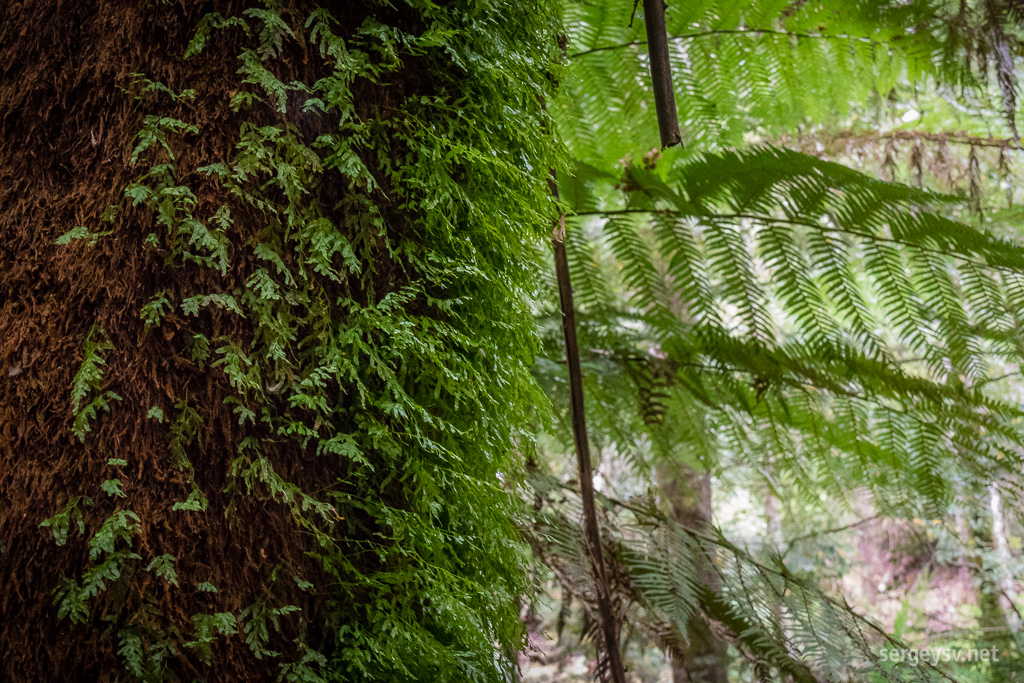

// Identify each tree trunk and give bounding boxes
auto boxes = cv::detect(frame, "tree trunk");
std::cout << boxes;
[962,502,1016,675]
[0,2,557,680]
[765,479,794,683]
[657,462,729,683]
[989,483,1021,632]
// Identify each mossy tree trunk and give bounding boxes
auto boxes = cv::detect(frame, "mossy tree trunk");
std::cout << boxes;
[0,2,557,681]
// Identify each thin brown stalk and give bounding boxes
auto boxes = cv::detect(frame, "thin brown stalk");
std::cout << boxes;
[641,0,682,148]
[549,175,628,683]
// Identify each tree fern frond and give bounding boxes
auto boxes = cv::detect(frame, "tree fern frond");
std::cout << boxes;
[527,471,952,682]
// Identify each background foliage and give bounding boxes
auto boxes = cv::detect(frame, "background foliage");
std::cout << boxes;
[527,0,1024,680]
[9,0,1024,682]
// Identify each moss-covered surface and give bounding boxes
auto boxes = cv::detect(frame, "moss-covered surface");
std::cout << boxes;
[0,2,558,680]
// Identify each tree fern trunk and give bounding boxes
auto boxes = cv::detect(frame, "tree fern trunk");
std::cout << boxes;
[0,2,558,680]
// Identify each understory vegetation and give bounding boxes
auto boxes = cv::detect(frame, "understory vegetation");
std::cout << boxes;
[5,1,1024,682]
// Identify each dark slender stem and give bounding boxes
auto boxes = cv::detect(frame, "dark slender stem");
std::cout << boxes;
[642,0,682,148]
[550,176,628,683]
[781,516,880,557]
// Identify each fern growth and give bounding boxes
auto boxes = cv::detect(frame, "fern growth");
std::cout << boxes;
[557,0,965,164]
[531,134,1024,677]
[527,471,954,682]
[554,146,1024,514]
[2,1,563,681]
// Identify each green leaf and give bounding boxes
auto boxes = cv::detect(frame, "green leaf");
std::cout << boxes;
[146,554,179,587]
[101,479,126,499]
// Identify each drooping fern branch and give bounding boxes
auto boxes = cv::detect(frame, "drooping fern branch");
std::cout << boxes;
[546,145,1024,516]
[526,470,955,682]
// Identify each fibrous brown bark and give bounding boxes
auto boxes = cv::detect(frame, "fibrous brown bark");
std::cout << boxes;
[0,2,407,679]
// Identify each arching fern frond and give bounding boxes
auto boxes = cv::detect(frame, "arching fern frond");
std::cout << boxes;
[558,0,965,163]
[544,146,1024,515]
[568,147,1024,380]
[526,470,953,682]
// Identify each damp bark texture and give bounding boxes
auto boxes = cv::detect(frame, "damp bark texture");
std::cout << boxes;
[0,1,558,679]
[658,464,729,683]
